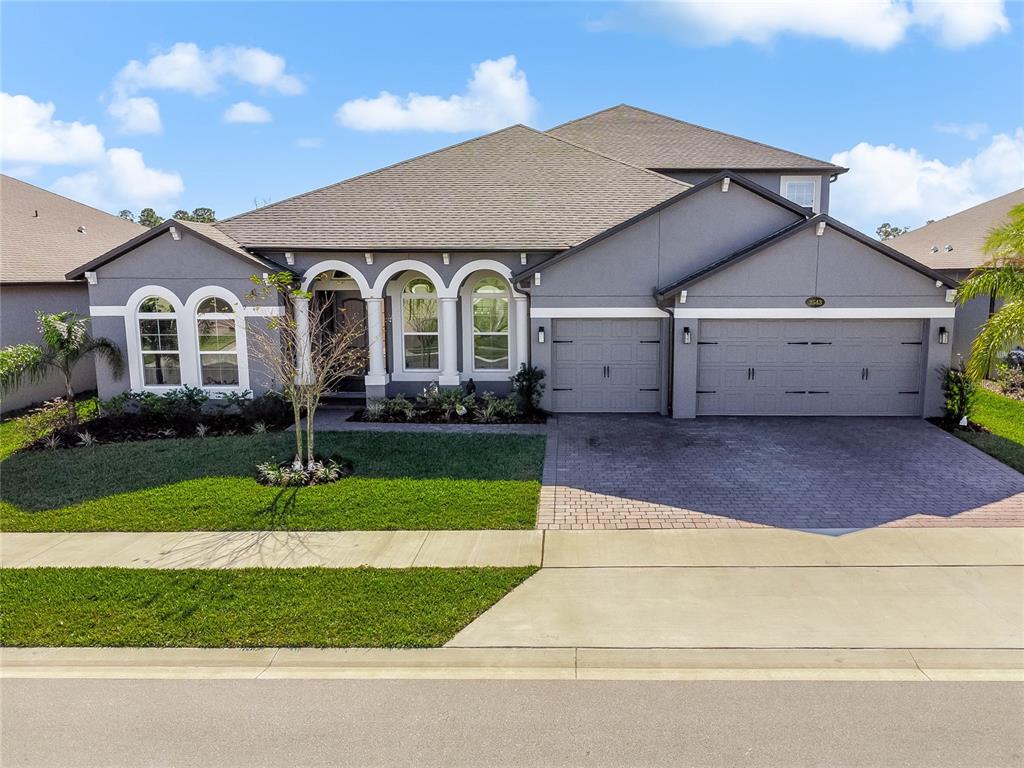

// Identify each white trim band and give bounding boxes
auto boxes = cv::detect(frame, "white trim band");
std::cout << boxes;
[672,307,956,319]
[531,307,670,319]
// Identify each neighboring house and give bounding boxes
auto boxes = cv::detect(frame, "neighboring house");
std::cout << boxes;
[0,175,144,413]
[66,104,956,418]
[887,188,1024,367]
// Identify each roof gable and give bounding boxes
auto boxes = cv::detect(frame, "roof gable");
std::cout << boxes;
[656,215,956,299]
[1,174,145,284]
[213,125,687,251]
[66,219,281,280]
[547,105,845,173]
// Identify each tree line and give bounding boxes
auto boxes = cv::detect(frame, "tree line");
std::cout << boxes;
[118,207,216,228]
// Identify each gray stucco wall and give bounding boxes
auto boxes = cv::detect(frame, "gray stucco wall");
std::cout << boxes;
[0,282,96,413]
[530,183,804,309]
[941,268,998,369]
[664,171,833,214]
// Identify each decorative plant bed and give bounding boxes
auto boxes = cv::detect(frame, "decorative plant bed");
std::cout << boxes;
[256,455,354,487]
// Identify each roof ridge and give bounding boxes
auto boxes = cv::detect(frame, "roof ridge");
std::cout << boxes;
[621,105,842,169]
[1,173,145,229]
[215,125,534,227]
[550,104,844,171]
[544,103,629,134]
[534,125,690,188]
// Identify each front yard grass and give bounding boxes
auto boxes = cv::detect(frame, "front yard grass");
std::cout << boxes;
[0,566,536,647]
[0,432,545,531]
[954,388,1024,474]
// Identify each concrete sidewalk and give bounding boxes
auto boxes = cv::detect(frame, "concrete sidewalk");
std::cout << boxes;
[4,527,1022,569]
[0,530,542,569]
[3,647,1022,681]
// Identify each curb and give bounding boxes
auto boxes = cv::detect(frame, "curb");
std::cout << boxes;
[3,647,1022,682]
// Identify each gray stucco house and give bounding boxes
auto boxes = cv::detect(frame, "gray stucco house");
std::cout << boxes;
[887,187,1023,367]
[1,175,144,413]
[64,105,957,418]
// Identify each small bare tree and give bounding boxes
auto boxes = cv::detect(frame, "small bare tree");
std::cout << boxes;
[247,272,367,469]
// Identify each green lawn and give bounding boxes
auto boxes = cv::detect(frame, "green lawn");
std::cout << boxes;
[0,397,98,461]
[0,567,536,647]
[1,432,545,531]
[954,388,1024,474]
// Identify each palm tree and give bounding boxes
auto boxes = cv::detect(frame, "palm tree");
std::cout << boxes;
[957,203,1024,380]
[0,312,124,426]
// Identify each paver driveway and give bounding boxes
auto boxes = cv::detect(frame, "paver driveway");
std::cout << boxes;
[538,416,1024,530]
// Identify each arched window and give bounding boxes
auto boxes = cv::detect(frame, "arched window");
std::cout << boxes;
[137,296,181,386]
[402,277,439,370]
[195,296,239,386]
[471,276,509,370]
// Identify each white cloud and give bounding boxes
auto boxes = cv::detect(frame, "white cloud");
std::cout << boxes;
[108,96,162,135]
[829,129,1024,232]
[935,121,989,141]
[1,92,105,165]
[296,137,323,149]
[336,55,536,132]
[113,42,305,97]
[107,42,303,133]
[54,147,184,209]
[635,0,1009,50]
[223,101,272,123]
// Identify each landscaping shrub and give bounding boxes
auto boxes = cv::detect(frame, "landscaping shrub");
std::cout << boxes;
[256,456,352,486]
[18,388,291,452]
[940,365,977,424]
[474,392,520,423]
[511,363,545,415]
[418,382,476,421]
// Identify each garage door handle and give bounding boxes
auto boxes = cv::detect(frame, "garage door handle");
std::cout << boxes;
[552,387,573,392]
[751,367,756,380]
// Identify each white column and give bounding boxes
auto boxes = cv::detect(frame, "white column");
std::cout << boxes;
[364,297,388,386]
[294,296,312,384]
[439,296,460,386]
[514,295,529,371]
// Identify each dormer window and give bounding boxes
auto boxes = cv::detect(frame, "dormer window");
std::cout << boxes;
[780,176,821,213]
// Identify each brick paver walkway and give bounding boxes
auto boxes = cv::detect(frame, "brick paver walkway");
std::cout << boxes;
[537,416,1024,530]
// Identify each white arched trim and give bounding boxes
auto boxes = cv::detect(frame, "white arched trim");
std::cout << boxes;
[386,271,443,381]
[459,271,517,382]
[445,259,525,298]
[185,286,251,394]
[125,286,191,392]
[300,260,372,296]
[370,259,446,299]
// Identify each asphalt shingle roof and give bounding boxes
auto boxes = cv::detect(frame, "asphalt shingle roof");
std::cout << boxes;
[547,104,845,173]
[1,174,145,283]
[886,188,1024,271]
[215,124,688,251]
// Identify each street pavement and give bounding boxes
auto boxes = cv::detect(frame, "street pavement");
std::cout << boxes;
[3,678,1021,767]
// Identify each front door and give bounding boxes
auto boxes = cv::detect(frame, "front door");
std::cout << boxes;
[316,290,369,392]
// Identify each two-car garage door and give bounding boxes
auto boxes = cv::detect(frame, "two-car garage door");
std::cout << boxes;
[696,319,925,416]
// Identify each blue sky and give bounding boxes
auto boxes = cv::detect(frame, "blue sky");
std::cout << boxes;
[3,1,1022,234]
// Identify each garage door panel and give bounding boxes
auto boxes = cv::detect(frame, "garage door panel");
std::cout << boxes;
[551,318,662,413]
[697,319,925,416]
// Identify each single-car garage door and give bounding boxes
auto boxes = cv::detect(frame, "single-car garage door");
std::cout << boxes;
[696,319,925,416]
[551,318,662,412]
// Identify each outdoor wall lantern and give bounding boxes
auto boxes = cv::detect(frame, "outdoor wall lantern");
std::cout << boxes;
[683,326,691,344]
[938,326,949,344]
[538,326,546,344]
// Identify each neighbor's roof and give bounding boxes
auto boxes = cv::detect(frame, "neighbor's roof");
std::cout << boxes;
[0,174,145,283]
[886,188,1024,271]
[214,125,688,251]
[547,105,846,174]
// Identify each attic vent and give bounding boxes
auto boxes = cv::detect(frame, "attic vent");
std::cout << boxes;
[930,246,939,253]
[944,244,954,252]
[33,210,39,218]
[77,226,87,234]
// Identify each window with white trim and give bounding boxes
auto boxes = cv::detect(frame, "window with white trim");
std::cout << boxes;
[195,297,239,386]
[137,296,181,386]
[471,277,509,370]
[402,278,439,370]
[780,176,820,212]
